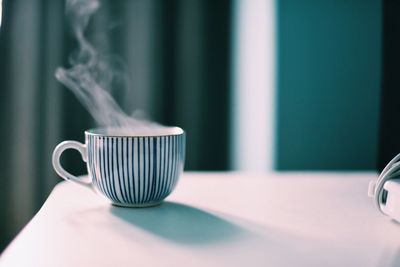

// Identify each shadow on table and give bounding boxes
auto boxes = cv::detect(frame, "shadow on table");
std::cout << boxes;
[110,201,246,245]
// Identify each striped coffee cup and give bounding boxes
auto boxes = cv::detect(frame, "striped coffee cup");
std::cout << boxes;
[52,127,185,207]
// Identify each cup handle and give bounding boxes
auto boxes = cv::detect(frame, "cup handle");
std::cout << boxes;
[52,141,92,189]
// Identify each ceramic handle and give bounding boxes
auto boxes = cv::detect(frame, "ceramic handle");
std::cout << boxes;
[52,141,92,189]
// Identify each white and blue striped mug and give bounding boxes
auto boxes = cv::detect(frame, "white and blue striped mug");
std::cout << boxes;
[52,127,186,207]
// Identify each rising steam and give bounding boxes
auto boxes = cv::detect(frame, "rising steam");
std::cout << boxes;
[56,0,163,133]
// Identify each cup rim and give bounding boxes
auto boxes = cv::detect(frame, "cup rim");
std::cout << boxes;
[85,126,185,138]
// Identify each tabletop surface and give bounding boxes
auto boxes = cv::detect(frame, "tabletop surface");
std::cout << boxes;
[1,172,400,267]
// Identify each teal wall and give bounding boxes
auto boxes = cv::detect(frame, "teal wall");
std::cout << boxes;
[276,0,382,170]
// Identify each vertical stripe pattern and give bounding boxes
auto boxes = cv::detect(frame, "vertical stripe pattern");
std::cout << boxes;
[86,133,185,205]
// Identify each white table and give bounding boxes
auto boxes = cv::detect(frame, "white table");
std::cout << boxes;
[1,172,399,267]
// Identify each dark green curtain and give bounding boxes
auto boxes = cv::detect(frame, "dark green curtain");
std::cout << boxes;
[276,0,381,170]
[0,0,231,251]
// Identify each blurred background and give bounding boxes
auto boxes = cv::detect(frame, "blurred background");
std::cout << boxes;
[0,0,393,252]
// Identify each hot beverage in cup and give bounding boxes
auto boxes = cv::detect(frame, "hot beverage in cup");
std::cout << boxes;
[52,127,185,207]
